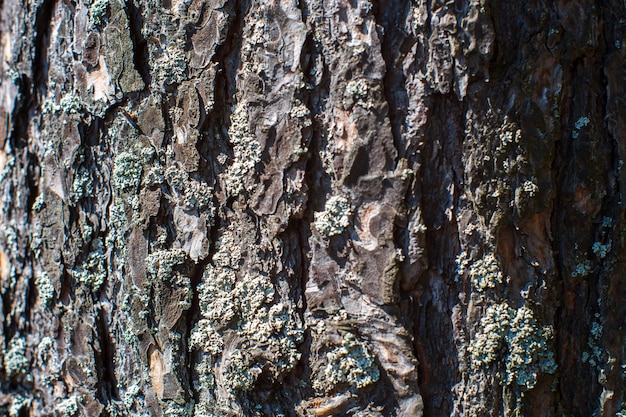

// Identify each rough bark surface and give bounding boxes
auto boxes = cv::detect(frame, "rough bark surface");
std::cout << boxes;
[0,0,624,416]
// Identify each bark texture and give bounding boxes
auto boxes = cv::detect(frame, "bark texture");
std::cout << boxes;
[0,0,625,416]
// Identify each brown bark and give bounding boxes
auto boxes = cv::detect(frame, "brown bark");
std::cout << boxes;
[0,0,624,416]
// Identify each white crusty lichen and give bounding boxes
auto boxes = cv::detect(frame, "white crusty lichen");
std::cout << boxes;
[346,79,369,102]
[192,228,303,397]
[57,395,80,416]
[113,151,143,193]
[469,302,557,390]
[572,116,590,139]
[153,43,187,88]
[9,394,30,417]
[70,237,106,291]
[60,94,83,115]
[35,272,55,305]
[468,252,504,292]
[314,332,380,392]
[222,105,261,196]
[4,336,28,376]
[314,195,351,237]
[89,0,109,26]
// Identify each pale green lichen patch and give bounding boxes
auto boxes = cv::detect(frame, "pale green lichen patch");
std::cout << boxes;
[314,332,380,392]
[467,252,504,291]
[145,248,187,282]
[60,94,83,115]
[192,228,304,397]
[222,105,261,196]
[469,302,557,390]
[346,79,368,101]
[113,151,143,193]
[35,272,55,305]
[57,395,80,416]
[70,237,106,291]
[89,0,109,26]
[164,167,214,212]
[9,394,31,417]
[153,43,187,88]
[314,195,351,237]
[4,336,29,377]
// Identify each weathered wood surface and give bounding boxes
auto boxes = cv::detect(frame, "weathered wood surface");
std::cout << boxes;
[0,0,624,416]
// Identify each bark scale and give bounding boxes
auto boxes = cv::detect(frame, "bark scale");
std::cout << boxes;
[0,0,624,416]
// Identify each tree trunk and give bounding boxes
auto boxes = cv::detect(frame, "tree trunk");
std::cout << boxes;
[0,0,624,415]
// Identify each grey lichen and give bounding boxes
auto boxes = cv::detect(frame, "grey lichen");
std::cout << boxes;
[314,332,380,392]
[113,151,143,193]
[57,395,80,416]
[469,302,557,390]
[145,248,187,282]
[467,252,504,291]
[192,228,304,399]
[153,43,187,88]
[222,104,261,196]
[70,237,107,291]
[314,195,351,237]
[35,272,55,305]
[89,0,109,26]
[60,94,83,115]
[4,336,29,377]
[9,394,31,417]
[346,79,369,102]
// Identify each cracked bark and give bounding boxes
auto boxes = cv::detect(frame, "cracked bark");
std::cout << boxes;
[0,0,625,416]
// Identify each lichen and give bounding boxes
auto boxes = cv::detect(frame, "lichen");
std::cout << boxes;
[70,237,106,291]
[113,151,143,193]
[192,228,303,398]
[57,395,80,416]
[71,166,94,203]
[60,94,83,115]
[9,394,31,417]
[469,302,557,390]
[164,167,214,212]
[314,332,380,392]
[145,248,187,282]
[4,336,29,377]
[89,0,109,26]
[572,116,590,139]
[467,252,503,291]
[35,272,55,305]
[222,105,261,196]
[592,241,611,259]
[314,195,351,237]
[346,79,369,101]
[153,43,187,88]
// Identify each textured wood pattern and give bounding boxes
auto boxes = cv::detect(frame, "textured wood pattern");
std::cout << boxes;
[0,0,624,416]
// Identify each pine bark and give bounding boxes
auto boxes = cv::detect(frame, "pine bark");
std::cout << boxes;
[0,0,624,416]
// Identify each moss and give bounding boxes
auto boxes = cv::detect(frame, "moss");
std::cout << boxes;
[314,332,380,392]
[4,336,29,377]
[314,195,351,237]
[469,302,557,390]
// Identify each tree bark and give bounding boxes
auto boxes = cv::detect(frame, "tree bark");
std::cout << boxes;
[0,0,624,416]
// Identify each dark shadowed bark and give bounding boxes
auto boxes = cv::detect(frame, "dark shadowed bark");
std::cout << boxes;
[0,0,625,416]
